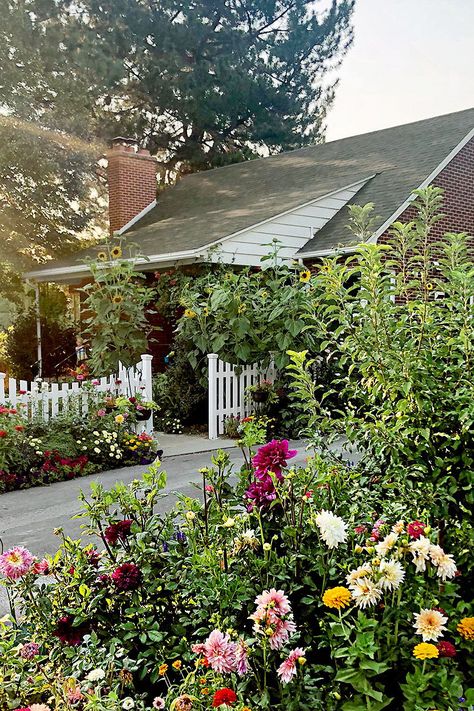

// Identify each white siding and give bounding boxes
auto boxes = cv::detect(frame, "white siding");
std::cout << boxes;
[212,178,370,266]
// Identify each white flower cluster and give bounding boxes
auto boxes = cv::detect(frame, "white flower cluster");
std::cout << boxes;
[78,430,123,460]
[28,437,43,456]
[409,535,457,580]
[314,510,348,549]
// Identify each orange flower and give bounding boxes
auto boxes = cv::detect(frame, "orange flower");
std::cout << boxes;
[158,663,168,675]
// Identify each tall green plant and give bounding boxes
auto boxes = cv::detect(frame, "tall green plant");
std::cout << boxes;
[82,241,156,374]
[300,186,474,527]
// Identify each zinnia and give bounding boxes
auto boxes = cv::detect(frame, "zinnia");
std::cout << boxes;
[153,699,166,710]
[322,586,352,610]
[457,617,474,640]
[413,609,448,641]
[437,640,456,657]
[315,510,347,549]
[413,642,439,660]
[212,688,237,707]
[0,546,34,579]
[251,439,297,480]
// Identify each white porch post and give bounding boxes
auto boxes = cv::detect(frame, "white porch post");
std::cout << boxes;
[34,282,42,378]
[140,354,154,434]
[0,372,5,405]
[208,353,218,440]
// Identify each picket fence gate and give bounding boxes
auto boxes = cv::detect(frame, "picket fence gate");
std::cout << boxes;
[0,354,154,434]
[207,353,277,439]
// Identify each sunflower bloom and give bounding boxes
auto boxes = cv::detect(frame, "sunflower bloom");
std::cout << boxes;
[413,643,439,660]
[322,587,352,610]
[457,617,474,640]
[299,269,311,283]
[111,245,122,259]
[97,251,107,261]
[184,309,197,318]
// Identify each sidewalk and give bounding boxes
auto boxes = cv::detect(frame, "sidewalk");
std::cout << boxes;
[156,432,237,456]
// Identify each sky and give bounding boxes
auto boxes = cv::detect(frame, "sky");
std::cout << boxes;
[325,0,474,141]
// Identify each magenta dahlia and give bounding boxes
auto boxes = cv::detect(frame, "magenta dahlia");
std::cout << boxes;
[252,439,297,480]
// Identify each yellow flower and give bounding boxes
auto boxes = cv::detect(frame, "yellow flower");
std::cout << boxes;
[158,663,168,675]
[184,309,196,318]
[299,269,311,283]
[457,617,474,640]
[172,659,182,670]
[201,687,210,695]
[413,643,439,660]
[238,303,247,314]
[97,251,107,262]
[242,707,252,711]
[115,414,124,424]
[426,282,433,291]
[203,307,209,316]
[111,245,122,259]
[322,586,352,610]
[112,294,124,304]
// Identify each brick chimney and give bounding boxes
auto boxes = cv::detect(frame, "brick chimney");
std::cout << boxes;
[106,137,157,235]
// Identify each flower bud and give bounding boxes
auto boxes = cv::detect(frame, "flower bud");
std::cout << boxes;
[185,511,196,521]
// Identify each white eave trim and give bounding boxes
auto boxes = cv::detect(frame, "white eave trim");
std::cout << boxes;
[369,125,474,243]
[24,175,375,280]
[115,198,157,235]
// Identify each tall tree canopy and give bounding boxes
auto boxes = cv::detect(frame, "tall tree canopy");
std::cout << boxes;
[0,0,354,263]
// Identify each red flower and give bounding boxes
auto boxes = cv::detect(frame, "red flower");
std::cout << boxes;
[212,688,237,707]
[0,431,7,438]
[19,389,27,395]
[8,408,17,415]
[85,549,101,566]
[437,640,456,658]
[111,562,142,591]
[14,425,24,431]
[104,519,133,545]
[53,614,89,645]
[407,520,426,539]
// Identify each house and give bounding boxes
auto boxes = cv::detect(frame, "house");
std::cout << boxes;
[26,107,474,289]
[24,108,474,370]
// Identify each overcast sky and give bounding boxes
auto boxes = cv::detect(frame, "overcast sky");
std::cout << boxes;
[325,0,474,141]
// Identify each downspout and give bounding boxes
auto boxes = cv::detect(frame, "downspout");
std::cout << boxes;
[34,281,42,378]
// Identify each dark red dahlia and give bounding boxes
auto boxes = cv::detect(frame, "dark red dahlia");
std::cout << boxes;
[85,548,101,566]
[407,520,426,539]
[104,519,133,545]
[53,614,89,646]
[111,562,142,591]
[437,640,456,658]
[212,688,237,707]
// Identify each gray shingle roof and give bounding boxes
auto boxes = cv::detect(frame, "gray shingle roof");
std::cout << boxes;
[26,107,474,279]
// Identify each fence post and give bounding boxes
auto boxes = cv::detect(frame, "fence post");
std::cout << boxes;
[140,354,154,434]
[208,353,218,440]
[0,373,5,404]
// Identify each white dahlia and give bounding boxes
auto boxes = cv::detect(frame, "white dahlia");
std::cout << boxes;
[350,578,382,609]
[315,510,348,549]
[413,608,448,641]
[378,559,405,591]
[375,532,399,557]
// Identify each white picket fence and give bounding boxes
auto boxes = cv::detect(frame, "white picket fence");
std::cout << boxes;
[0,354,154,434]
[208,353,277,439]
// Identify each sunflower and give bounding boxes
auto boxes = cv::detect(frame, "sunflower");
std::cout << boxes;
[299,269,311,283]
[112,294,124,304]
[97,251,107,262]
[184,309,197,318]
[111,245,122,259]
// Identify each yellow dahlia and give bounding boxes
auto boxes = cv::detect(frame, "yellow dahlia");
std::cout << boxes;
[322,586,352,610]
[457,617,474,640]
[413,642,439,660]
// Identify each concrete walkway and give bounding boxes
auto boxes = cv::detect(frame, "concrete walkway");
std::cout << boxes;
[156,432,237,456]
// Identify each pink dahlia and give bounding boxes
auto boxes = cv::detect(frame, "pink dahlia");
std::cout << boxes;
[235,640,249,675]
[254,588,291,617]
[203,629,237,674]
[277,647,305,684]
[268,617,297,650]
[252,439,297,480]
[245,474,277,511]
[0,546,34,579]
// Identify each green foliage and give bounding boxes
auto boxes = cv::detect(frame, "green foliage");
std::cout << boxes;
[172,244,320,370]
[306,187,474,529]
[152,344,208,425]
[82,241,157,374]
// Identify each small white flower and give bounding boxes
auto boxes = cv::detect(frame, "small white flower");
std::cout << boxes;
[350,578,382,608]
[433,552,457,581]
[93,431,99,436]
[378,559,405,591]
[375,532,398,557]
[409,535,432,572]
[315,510,347,549]
[413,608,448,641]
[86,667,106,682]
[122,699,135,710]
[94,447,101,454]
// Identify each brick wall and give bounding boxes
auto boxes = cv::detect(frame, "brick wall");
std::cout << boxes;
[107,141,157,235]
[378,137,474,255]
